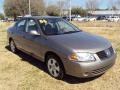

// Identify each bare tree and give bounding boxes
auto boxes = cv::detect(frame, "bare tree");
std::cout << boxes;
[117,0,120,3]
[85,0,100,12]
[109,0,118,10]
[4,0,45,18]
[4,0,19,19]
[30,0,45,15]
[108,0,118,15]
[57,0,69,16]
[116,0,120,9]
[46,5,59,16]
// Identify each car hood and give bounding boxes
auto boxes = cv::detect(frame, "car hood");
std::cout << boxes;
[48,32,111,53]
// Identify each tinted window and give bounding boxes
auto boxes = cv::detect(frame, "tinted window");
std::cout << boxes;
[26,19,38,32]
[17,19,26,31]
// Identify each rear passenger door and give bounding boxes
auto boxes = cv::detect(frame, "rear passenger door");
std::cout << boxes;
[13,19,27,50]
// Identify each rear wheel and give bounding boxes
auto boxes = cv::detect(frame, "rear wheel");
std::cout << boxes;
[9,40,17,53]
[46,55,64,80]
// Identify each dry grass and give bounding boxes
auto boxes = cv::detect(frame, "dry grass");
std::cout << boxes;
[0,21,120,90]
[74,21,120,27]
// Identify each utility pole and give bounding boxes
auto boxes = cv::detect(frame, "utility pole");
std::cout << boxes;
[29,0,31,15]
[69,0,71,21]
[59,0,62,16]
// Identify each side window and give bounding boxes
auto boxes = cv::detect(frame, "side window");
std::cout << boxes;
[17,20,26,31]
[26,19,38,32]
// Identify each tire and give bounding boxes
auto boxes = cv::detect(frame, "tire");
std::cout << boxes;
[46,55,65,80]
[9,39,17,53]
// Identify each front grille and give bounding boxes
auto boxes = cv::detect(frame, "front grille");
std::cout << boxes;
[96,47,114,60]
[92,64,113,75]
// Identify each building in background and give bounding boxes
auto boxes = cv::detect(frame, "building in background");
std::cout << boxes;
[88,10,120,16]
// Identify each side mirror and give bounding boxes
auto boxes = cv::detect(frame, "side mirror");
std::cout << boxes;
[29,30,40,36]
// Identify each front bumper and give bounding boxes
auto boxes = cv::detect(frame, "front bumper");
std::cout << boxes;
[63,53,116,78]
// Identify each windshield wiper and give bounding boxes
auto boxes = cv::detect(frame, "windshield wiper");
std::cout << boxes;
[63,31,80,34]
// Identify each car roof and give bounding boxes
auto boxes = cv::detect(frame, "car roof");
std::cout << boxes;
[22,16,61,20]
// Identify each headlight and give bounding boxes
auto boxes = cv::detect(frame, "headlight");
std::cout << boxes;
[69,53,96,62]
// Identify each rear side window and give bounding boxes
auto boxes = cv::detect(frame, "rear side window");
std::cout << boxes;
[17,20,26,31]
[26,19,38,32]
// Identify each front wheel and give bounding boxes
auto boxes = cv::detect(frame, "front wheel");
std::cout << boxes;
[46,55,65,80]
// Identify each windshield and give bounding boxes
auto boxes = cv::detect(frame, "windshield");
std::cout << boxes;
[38,18,81,35]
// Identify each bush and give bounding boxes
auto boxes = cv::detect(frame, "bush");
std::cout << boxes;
[0,13,5,20]
[71,7,88,16]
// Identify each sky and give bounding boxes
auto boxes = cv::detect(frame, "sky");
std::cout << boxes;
[0,0,4,13]
[0,0,117,13]
[46,0,110,9]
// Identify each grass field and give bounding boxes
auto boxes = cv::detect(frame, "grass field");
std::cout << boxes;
[0,21,120,90]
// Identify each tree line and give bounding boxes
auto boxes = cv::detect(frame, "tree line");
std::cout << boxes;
[1,0,120,20]
[4,0,45,19]
[3,0,88,18]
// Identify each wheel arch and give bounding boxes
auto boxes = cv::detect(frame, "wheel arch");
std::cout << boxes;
[9,37,13,43]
